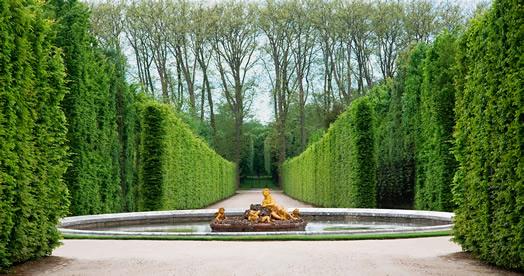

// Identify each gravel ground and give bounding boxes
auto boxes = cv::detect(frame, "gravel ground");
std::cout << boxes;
[207,189,313,209]
[6,190,518,276]
[9,238,518,276]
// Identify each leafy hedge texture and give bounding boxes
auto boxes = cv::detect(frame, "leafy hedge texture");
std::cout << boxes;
[415,32,458,211]
[0,0,69,269]
[370,43,428,208]
[48,0,131,215]
[452,0,523,270]
[138,101,236,210]
[282,97,376,208]
[371,78,416,209]
[371,33,458,211]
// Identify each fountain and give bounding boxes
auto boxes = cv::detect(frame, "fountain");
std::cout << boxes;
[58,188,454,238]
[210,189,307,232]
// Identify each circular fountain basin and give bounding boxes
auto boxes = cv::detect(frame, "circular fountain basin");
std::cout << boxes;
[59,208,453,237]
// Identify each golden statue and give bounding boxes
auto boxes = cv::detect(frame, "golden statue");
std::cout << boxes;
[261,188,293,221]
[260,215,271,223]
[290,208,301,220]
[247,210,260,222]
[214,207,226,221]
[210,189,307,232]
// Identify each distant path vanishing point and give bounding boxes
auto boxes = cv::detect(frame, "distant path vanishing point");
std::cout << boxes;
[206,189,313,209]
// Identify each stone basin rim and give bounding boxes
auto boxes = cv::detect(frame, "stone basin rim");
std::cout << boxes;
[59,208,454,237]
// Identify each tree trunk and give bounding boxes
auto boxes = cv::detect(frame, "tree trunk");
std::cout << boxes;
[234,112,242,188]
[205,75,216,138]
[299,83,306,151]
[200,83,205,121]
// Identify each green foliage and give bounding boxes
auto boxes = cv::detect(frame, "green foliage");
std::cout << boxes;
[241,121,270,177]
[282,97,376,207]
[138,101,236,210]
[263,135,275,178]
[0,0,69,269]
[113,55,140,212]
[371,80,414,209]
[452,0,523,270]
[48,0,126,215]
[240,176,277,190]
[399,44,427,208]
[415,32,458,211]
[371,36,457,211]
[213,103,271,178]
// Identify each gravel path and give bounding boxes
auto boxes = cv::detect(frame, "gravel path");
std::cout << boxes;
[207,189,313,209]
[6,190,517,275]
[10,238,517,275]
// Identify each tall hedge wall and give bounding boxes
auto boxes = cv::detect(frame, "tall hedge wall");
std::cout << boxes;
[108,50,139,212]
[415,32,458,211]
[0,0,69,269]
[138,101,236,210]
[371,34,458,211]
[48,0,128,215]
[452,0,523,270]
[371,77,416,209]
[282,97,376,208]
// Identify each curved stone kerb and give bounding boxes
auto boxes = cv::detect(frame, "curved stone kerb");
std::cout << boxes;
[59,208,453,237]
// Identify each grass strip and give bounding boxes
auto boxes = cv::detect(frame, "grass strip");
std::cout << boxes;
[62,230,451,241]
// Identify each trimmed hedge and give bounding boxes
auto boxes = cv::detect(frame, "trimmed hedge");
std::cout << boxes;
[415,32,458,211]
[0,0,69,269]
[373,44,427,209]
[371,78,416,209]
[138,101,236,210]
[282,97,376,208]
[371,35,458,211]
[452,0,523,270]
[49,0,126,215]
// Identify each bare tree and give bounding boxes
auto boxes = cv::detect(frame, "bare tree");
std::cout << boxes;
[140,0,171,103]
[210,2,259,176]
[310,0,336,115]
[259,0,297,181]
[191,5,217,132]
[166,0,198,114]
[290,0,316,151]
[90,0,124,50]
[372,1,405,80]
[348,0,374,93]
[124,1,156,97]
[403,0,438,43]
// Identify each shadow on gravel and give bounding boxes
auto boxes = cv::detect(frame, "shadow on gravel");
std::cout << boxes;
[5,256,73,276]
[440,252,521,275]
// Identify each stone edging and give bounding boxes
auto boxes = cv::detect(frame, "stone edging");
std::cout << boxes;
[59,208,453,237]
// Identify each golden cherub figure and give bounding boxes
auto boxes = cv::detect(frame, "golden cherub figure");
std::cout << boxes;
[260,215,271,223]
[214,207,226,221]
[247,210,260,222]
[261,188,293,221]
[290,208,301,220]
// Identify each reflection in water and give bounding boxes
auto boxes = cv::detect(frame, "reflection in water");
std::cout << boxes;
[96,220,425,233]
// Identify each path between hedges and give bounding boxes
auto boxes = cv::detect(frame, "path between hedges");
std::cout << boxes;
[8,190,518,276]
[207,189,314,209]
